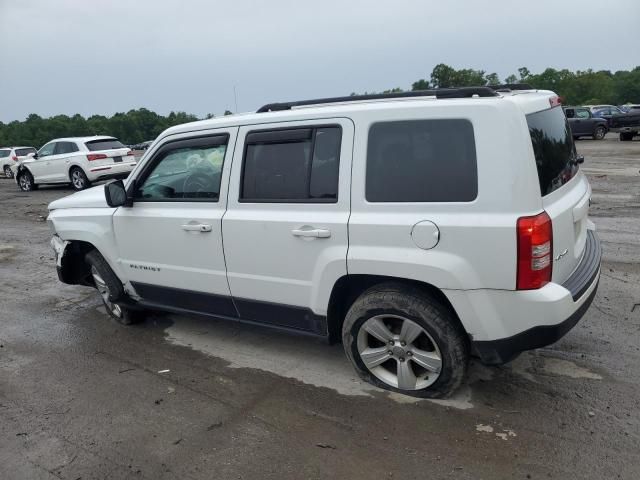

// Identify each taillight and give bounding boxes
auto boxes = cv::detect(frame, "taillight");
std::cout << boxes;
[126,150,133,157]
[11,155,18,161]
[517,211,553,290]
[549,96,562,108]
[87,153,107,161]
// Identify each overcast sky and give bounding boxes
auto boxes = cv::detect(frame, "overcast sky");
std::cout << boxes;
[1,0,638,122]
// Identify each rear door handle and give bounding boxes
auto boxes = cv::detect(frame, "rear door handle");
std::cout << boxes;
[291,227,331,238]
[181,223,212,232]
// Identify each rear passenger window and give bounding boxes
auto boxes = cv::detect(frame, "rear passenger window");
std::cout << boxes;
[366,120,478,202]
[55,142,78,154]
[241,126,341,202]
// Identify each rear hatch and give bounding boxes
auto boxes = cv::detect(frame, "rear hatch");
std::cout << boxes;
[526,106,590,284]
[84,138,134,167]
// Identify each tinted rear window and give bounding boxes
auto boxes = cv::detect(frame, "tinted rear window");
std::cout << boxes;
[366,119,477,202]
[15,147,36,156]
[526,107,578,196]
[0,150,10,158]
[85,138,125,151]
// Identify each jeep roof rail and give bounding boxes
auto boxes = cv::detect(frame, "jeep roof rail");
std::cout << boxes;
[487,83,535,91]
[256,87,499,113]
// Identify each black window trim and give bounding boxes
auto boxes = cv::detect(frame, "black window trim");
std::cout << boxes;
[239,124,343,204]
[364,118,479,204]
[131,133,230,204]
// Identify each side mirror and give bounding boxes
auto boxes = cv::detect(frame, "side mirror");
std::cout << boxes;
[105,180,128,207]
[576,155,585,164]
[27,152,36,159]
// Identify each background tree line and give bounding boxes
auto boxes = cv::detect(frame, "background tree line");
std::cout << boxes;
[406,64,640,106]
[0,108,232,149]
[2,64,639,148]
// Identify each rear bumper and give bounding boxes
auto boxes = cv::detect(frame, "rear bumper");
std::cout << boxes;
[86,162,136,182]
[472,280,598,364]
[465,230,602,364]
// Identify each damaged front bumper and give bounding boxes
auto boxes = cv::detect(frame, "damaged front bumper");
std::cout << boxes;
[50,235,69,268]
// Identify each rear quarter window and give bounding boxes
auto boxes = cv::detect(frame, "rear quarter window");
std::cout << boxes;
[366,119,477,202]
[526,107,578,196]
[85,138,125,151]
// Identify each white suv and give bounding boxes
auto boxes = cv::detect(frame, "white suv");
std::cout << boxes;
[14,136,136,191]
[0,146,37,178]
[47,87,601,398]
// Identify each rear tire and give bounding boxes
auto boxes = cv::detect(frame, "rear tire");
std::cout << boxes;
[4,165,13,178]
[593,126,606,140]
[85,249,144,325]
[620,132,635,141]
[342,282,469,398]
[17,171,35,191]
[70,167,91,190]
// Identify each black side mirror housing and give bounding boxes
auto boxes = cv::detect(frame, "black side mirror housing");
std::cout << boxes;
[104,180,128,207]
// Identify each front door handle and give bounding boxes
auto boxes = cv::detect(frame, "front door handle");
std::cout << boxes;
[291,227,331,238]
[181,223,212,232]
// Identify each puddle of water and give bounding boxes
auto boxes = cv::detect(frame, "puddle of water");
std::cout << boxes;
[165,316,481,409]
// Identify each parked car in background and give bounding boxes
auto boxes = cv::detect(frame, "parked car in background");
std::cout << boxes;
[47,86,600,398]
[608,110,640,141]
[619,104,640,113]
[590,105,625,120]
[132,140,153,151]
[0,146,37,178]
[564,106,608,140]
[14,136,136,191]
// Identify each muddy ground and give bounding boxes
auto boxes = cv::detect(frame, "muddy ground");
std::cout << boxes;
[0,135,638,479]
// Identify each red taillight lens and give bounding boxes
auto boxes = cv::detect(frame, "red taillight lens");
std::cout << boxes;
[517,211,553,290]
[126,150,133,157]
[87,153,107,161]
[11,155,18,161]
[549,96,562,108]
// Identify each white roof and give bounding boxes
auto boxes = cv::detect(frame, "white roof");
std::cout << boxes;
[48,135,116,143]
[162,89,557,138]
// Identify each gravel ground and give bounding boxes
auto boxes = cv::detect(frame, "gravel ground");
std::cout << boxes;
[0,134,638,479]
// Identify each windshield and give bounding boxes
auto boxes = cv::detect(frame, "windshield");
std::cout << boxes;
[526,106,579,196]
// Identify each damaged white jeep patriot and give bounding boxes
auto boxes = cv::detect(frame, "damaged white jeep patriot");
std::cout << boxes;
[47,86,601,398]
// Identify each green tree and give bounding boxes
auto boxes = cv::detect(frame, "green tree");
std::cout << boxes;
[411,79,431,90]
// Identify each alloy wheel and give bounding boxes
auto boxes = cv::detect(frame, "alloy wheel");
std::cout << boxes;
[19,174,31,191]
[357,314,442,390]
[4,166,12,178]
[72,170,85,189]
[91,266,122,318]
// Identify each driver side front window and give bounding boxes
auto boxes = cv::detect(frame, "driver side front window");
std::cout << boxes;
[135,136,228,202]
[38,143,56,158]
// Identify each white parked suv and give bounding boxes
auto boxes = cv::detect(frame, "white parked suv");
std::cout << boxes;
[14,136,136,191]
[0,146,37,178]
[47,86,601,398]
